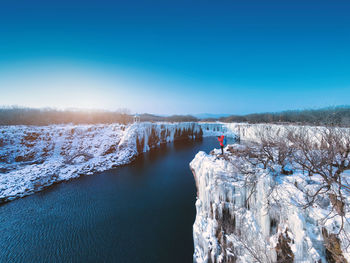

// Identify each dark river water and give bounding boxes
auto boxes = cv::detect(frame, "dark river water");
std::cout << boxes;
[0,137,230,263]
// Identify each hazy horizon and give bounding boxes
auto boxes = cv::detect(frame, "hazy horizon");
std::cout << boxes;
[1,104,350,118]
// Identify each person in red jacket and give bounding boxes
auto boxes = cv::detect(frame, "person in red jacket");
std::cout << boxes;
[217,135,225,155]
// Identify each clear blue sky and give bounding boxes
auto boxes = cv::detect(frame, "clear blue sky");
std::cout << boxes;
[0,0,349,115]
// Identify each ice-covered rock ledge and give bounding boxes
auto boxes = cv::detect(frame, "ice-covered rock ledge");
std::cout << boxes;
[0,122,203,203]
[190,147,350,263]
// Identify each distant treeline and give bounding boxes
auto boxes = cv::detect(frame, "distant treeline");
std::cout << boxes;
[0,107,198,125]
[139,113,198,123]
[1,106,350,126]
[216,106,350,127]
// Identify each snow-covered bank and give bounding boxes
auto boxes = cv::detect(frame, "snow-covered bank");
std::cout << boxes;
[190,147,350,263]
[203,122,334,144]
[0,122,204,203]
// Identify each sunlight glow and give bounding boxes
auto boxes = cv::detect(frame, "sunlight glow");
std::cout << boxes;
[0,62,133,110]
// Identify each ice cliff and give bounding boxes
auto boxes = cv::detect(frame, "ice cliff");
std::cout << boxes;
[190,124,350,263]
[206,122,330,144]
[199,123,238,138]
[0,122,204,203]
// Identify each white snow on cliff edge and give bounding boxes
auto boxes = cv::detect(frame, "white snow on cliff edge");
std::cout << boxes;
[0,122,203,202]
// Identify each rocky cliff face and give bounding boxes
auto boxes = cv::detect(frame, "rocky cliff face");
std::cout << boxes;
[190,146,350,263]
[0,122,203,203]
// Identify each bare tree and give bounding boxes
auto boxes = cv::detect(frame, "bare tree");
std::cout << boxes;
[229,127,294,175]
[288,127,350,233]
[223,126,350,261]
[230,126,350,235]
